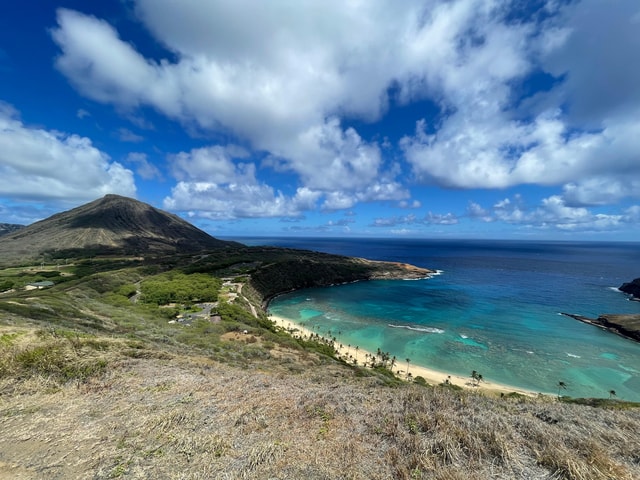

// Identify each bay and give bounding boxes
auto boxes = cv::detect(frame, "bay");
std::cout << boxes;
[231,237,640,401]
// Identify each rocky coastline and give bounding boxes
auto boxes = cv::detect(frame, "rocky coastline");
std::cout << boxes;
[619,277,640,300]
[561,278,640,343]
[254,256,434,308]
[561,312,640,343]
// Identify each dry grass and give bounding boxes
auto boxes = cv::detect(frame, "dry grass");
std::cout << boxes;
[0,327,115,387]
[1,324,639,480]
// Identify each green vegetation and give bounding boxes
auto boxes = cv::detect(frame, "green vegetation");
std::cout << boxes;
[558,396,640,410]
[413,375,428,386]
[140,272,221,305]
[471,370,484,387]
[0,328,109,384]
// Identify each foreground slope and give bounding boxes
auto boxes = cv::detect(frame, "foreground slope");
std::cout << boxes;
[1,322,639,480]
[0,194,237,264]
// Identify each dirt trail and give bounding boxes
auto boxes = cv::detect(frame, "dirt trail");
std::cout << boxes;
[237,283,257,317]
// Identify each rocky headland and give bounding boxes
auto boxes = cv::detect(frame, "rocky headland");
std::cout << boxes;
[561,313,640,343]
[562,278,640,343]
[619,277,640,300]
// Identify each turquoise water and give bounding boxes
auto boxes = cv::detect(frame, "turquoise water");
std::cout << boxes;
[239,238,640,401]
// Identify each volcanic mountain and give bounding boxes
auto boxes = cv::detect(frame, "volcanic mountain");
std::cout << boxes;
[0,195,238,263]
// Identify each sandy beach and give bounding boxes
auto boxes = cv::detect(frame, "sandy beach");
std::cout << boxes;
[270,313,540,397]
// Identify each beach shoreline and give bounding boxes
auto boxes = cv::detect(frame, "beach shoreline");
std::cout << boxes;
[270,313,541,398]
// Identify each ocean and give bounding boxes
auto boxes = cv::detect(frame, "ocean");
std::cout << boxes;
[230,237,640,401]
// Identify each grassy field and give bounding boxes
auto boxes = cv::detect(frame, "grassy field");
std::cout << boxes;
[1,255,639,479]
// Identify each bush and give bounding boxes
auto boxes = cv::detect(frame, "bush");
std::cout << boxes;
[413,376,428,386]
[118,283,138,298]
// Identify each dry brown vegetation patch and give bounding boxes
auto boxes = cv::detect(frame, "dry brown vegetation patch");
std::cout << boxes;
[1,335,639,479]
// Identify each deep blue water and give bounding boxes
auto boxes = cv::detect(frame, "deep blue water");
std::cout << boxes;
[230,237,640,401]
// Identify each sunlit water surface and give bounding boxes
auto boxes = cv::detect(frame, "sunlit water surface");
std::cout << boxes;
[233,238,640,400]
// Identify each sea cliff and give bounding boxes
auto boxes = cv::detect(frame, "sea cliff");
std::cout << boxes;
[247,252,433,306]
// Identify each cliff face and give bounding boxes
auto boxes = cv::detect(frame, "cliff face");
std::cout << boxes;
[619,278,640,299]
[248,253,433,304]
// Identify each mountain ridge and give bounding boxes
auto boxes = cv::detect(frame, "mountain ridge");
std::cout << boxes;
[0,194,238,264]
[0,223,24,237]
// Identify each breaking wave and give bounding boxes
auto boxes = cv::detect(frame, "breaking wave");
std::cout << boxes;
[388,324,445,334]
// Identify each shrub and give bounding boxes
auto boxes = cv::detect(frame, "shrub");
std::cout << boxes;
[414,376,428,386]
[118,284,138,298]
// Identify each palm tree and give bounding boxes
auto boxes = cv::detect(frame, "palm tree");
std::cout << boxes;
[557,381,567,399]
[406,358,411,379]
[609,389,617,399]
[470,370,483,387]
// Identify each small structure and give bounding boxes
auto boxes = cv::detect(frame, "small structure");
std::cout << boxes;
[25,281,55,290]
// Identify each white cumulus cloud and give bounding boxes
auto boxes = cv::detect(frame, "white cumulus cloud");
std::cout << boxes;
[402,0,640,199]
[491,194,628,232]
[163,146,321,219]
[49,2,510,216]
[49,0,640,225]
[0,103,135,203]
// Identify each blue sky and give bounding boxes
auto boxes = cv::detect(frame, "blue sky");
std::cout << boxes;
[1,0,640,240]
